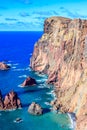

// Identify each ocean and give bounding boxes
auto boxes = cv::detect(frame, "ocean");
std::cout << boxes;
[0,31,73,130]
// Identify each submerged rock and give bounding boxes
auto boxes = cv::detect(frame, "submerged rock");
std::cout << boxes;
[0,62,10,70]
[28,102,43,115]
[0,90,21,110]
[14,118,23,123]
[22,77,37,87]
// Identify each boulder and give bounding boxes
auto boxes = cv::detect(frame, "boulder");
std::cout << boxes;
[28,102,43,115]
[0,62,10,70]
[22,77,37,87]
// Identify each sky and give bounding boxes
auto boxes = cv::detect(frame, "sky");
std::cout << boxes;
[0,0,87,31]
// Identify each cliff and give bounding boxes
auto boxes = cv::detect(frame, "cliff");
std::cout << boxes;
[30,16,87,130]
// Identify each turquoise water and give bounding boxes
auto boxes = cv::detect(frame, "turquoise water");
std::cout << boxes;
[0,32,73,130]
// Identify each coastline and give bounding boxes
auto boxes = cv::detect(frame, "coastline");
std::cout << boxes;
[30,17,87,130]
[68,113,76,130]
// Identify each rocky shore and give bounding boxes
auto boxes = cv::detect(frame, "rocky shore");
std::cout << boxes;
[30,16,87,130]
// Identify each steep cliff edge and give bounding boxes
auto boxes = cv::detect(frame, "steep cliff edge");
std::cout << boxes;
[30,17,87,130]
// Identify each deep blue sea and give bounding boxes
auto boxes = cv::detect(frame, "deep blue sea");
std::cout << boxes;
[0,32,73,130]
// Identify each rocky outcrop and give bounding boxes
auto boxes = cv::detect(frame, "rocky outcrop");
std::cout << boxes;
[0,62,10,70]
[30,17,87,130]
[0,90,4,109]
[21,77,37,87]
[28,102,43,115]
[0,90,21,110]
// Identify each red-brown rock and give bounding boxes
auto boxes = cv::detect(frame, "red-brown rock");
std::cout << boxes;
[28,102,43,115]
[0,90,21,110]
[30,17,87,130]
[0,62,10,70]
[0,90,4,109]
[22,77,37,87]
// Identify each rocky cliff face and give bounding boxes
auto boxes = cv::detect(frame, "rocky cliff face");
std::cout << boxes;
[30,17,87,130]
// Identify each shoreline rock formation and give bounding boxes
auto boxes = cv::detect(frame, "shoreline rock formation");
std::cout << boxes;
[0,90,21,110]
[30,16,87,130]
[0,62,10,70]
[28,102,43,115]
[21,77,37,87]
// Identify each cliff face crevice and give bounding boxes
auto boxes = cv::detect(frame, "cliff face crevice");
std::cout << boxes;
[30,17,87,130]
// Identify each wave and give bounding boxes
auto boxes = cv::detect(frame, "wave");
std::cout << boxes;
[46,90,54,95]
[12,68,25,71]
[18,75,27,78]
[36,78,47,83]
[13,63,19,66]
[38,85,45,88]
[44,102,50,106]
[18,84,23,88]
[7,63,12,66]
[68,113,76,129]
[35,97,41,101]
[12,66,16,69]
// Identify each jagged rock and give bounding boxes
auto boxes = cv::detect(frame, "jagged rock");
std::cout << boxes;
[30,16,87,130]
[0,90,21,110]
[0,90,4,109]
[4,91,21,109]
[0,62,10,70]
[28,102,43,115]
[22,77,37,87]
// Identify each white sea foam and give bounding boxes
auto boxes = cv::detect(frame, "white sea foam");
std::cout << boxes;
[46,90,54,95]
[18,84,23,88]
[12,68,24,71]
[46,90,57,100]
[4,108,16,112]
[38,85,45,88]
[44,102,50,106]
[13,63,19,66]
[18,75,27,78]
[35,97,41,101]
[25,67,31,71]
[68,113,76,129]
[7,63,12,66]
[8,60,12,63]
[12,66,16,69]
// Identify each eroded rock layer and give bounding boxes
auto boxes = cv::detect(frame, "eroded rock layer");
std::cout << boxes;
[0,90,21,110]
[30,17,87,130]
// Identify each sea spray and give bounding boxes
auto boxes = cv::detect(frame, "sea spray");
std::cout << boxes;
[68,113,76,129]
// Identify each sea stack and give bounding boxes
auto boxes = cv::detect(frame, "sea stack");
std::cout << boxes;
[21,77,37,87]
[0,62,10,70]
[28,102,43,115]
[0,90,21,110]
[30,17,87,130]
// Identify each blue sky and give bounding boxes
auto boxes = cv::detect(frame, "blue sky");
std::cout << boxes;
[0,0,87,31]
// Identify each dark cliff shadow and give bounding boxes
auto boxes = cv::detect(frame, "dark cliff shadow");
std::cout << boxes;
[22,103,30,108]
[2,87,48,97]
[17,87,48,95]
[43,108,50,114]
